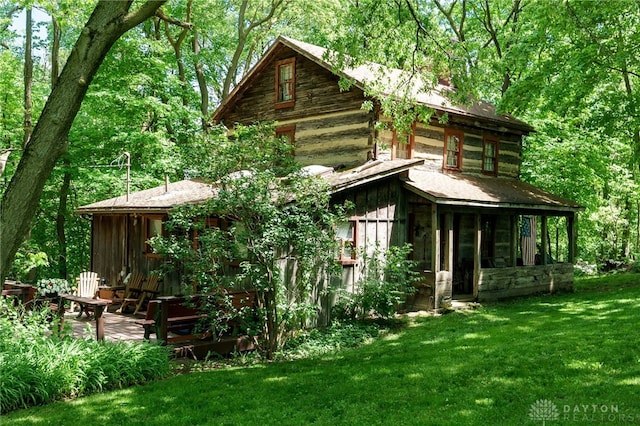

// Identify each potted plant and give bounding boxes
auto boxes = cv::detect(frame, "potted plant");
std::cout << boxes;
[35,278,75,298]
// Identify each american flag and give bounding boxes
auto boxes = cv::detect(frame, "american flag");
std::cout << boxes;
[521,216,537,266]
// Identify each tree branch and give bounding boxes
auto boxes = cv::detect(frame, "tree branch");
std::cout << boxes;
[155,8,193,29]
[404,0,451,60]
[123,0,169,31]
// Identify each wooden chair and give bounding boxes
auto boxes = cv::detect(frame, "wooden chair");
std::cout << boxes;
[132,273,161,315]
[115,272,145,314]
[72,272,100,317]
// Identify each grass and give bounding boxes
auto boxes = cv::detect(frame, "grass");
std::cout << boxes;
[3,273,640,425]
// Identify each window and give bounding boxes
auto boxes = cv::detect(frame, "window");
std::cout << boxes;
[443,129,464,171]
[275,57,295,108]
[336,218,358,264]
[145,215,165,256]
[481,216,497,267]
[275,125,296,163]
[391,123,415,160]
[482,135,499,175]
[192,218,219,250]
[275,125,296,145]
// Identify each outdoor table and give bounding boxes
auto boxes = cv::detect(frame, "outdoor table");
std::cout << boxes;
[57,294,109,341]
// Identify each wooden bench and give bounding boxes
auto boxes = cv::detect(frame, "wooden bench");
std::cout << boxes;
[136,296,208,343]
[2,281,36,305]
[136,291,257,344]
[57,294,110,341]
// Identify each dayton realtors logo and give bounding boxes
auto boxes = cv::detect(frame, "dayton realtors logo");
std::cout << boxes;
[529,400,637,424]
[529,399,560,425]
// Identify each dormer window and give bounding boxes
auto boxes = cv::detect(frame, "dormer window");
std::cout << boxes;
[275,57,295,108]
[482,135,499,175]
[444,129,464,171]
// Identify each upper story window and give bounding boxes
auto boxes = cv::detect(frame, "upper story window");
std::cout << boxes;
[275,57,295,108]
[391,123,415,160]
[482,135,499,176]
[443,129,464,171]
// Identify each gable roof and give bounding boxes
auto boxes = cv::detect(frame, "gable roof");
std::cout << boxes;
[213,36,534,133]
[404,168,582,212]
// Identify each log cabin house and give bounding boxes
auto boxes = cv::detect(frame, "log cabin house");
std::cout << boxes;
[212,36,583,308]
[77,36,582,311]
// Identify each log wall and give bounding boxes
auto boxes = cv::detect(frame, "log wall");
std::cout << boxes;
[217,48,375,169]
[378,120,522,178]
[477,263,574,301]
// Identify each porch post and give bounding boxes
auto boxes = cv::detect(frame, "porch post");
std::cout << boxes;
[541,216,548,265]
[510,214,518,267]
[473,214,481,299]
[445,213,454,273]
[432,205,440,272]
[568,213,576,263]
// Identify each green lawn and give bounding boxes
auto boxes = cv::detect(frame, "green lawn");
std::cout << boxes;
[4,274,640,425]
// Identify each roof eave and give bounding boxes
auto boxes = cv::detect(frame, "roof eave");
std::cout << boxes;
[329,159,424,194]
[403,183,583,213]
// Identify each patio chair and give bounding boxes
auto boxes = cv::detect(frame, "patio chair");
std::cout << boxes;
[115,272,147,314]
[72,271,100,317]
[132,273,161,315]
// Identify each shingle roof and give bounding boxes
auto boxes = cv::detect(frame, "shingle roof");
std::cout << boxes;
[324,159,424,193]
[405,168,582,212]
[214,36,534,133]
[75,166,581,215]
[75,179,217,214]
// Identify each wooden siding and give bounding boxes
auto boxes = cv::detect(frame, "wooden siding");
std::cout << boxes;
[478,263,574,301]
[90,214,168,293]
[283,110,374,168]
[378,119,522,178]
[332,177,407,288]
[91,215,127,286]
[217,48,375,169]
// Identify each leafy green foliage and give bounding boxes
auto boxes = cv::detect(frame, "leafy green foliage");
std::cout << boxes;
[0,299,171,414]
[151,124,345,358]
[6,274,640,424]
[334,243,420,320]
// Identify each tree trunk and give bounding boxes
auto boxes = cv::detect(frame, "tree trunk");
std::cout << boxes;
[51,16,70,279]
[23,7,33,147]
[192,31,209,132]
[57,158,71,279]
[0,0,167,282]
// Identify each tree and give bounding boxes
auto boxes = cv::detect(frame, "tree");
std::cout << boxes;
[0,1,167,283]
[151,124,344,358]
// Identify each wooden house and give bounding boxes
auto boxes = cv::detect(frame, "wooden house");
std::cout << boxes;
[213,36,583,308]
[78,36,581,311]
[76,179,217,294]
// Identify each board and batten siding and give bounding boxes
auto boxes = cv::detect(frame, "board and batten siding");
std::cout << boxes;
[332,177,408,289]
[377,119,522,178]
[91,215,127,286]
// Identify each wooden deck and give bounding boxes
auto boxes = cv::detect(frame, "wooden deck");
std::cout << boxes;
[63,310,144,342]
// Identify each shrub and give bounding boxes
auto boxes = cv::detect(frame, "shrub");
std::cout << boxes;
[0,299,171,414]
[333,244,420,320]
